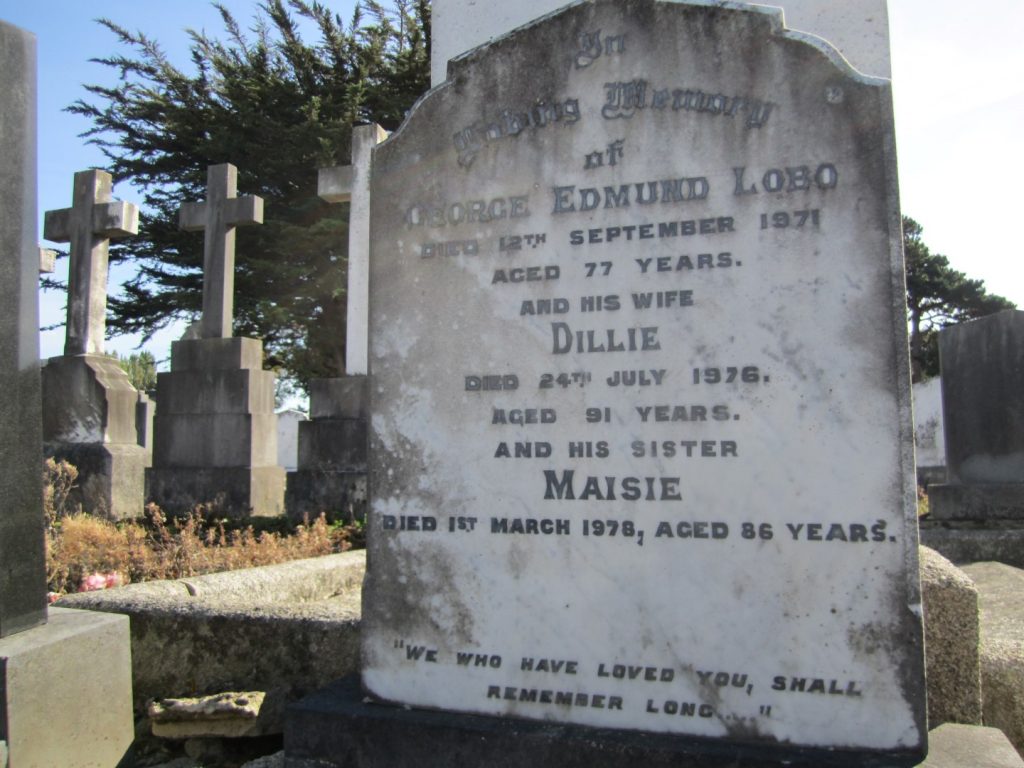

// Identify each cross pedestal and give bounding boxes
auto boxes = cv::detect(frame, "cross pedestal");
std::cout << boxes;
[41,169,147,520]
[148,164,283,518]
[284,124,385,522]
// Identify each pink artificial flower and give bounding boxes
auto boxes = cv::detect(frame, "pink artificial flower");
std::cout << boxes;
[47,592,61,604]
[78,571,125,592]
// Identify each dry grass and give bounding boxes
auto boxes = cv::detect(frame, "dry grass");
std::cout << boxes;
[43,459,360,596]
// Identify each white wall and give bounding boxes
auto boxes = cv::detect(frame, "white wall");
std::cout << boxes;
[912,377,945,468]
[276,409,307,472]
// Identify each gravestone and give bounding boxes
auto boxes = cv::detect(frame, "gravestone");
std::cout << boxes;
[285,125,387,522]
[288,1,926,766]
[921,310,1024,566]
[0,19,47,639]
[0,21,133,765]
[41,169,148,520]
[148,163,286,517]
[431,0,892,86]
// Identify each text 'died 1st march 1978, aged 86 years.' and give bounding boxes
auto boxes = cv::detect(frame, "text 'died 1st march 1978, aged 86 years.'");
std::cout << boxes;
[363,0,925,757]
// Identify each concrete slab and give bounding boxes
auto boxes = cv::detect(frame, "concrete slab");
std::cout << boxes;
[918,723,1023,768]
[284,676,922,768]
[961,561,1024,756]
[920,546,982,726]
[0,607,133,767]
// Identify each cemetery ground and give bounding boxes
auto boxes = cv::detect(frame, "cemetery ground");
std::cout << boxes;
[44,458,363,600]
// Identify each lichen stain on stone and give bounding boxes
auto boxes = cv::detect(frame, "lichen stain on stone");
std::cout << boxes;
[367,540,476,649]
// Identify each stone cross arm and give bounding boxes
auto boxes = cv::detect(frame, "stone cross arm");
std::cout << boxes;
[43,199,139,243]
[179,194,263,231]
[318,165,355,204]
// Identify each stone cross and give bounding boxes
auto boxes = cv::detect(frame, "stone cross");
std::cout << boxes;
[318,123,388,375]
[179,163,264,339]
[43,170,139,356]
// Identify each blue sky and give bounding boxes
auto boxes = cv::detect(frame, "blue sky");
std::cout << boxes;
[3,0,1023,366]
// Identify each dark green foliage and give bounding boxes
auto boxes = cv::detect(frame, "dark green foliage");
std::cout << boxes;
[67,0,430,390]
[904,216,1015,381]
[117,350,158,393]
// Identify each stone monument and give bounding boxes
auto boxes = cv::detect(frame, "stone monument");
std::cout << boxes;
[430,0,892,86]
[148,163,286,517]
[0,21,133,765]
[287,1,926,765]
[921,310,1024,566]
[285,124,387,522]
[41,169,148,520]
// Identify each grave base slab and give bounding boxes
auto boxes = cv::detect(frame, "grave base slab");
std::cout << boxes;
[0,607,133,767]
[919,525,1024,568]
[147,465,285,518]
[45,440,148,520]
[285,470,366,524]
[917,723,1024,768]
[929,483,1024,521]
[284,676,924,768]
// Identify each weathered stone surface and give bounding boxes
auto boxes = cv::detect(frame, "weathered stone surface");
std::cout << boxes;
[156,368,275,415]
[153,412,279,466]
[178,163,264,340]
[937,311,1024,486]
[39,167,146,519]
[243,751,285,768]
[44,440,148,519]
[148,466,286,517]
[285,676,921,768]
[430,0,893,86]
[318,124,387,376]
[364,0,923,758]
[42,352,140,444]
[919,527,1024,569]
[286,376,368,523]
[309,377,369,420]
[930,485,1024,521]
[150,691,266,739]
[59,552,365,733]
[42,168,138,356]
[171,335,265,371]
[38,246,56,273]
[917,723,1024,768]
[40,323,147,520]
[150,691,265,722]
[286,470,366,525]
[913,376,945,482]
[961,561,1024,756]
[149,337,285,517]
[177,550,365,601]
[0,20,47,636]
[138,389,156,453]
[919,546,982,726]
[296,419,366,470]
[929,311,1024,531]
[0,607,133,766]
